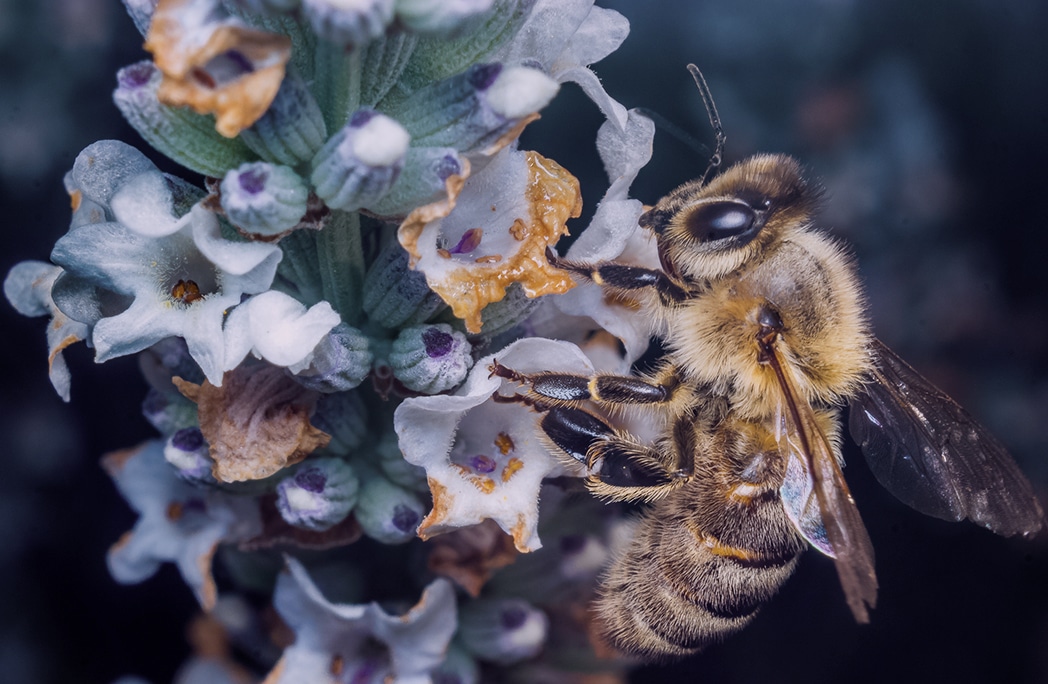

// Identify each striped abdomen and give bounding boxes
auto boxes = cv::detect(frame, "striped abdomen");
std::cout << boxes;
[594,447,804,659]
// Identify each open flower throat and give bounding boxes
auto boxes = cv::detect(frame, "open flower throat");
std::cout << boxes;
[398,150,581,333]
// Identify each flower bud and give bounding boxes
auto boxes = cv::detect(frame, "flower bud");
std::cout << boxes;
[142,388,199,436]
[311,109,410,212]
[394,0,494,37]
[354,471,426,544]
[113,61,254,177]
[163,427,216,484]
[368,147,467,218]
[239,69,327,166]
[362,240,446,328]
[311,390,369,455]
[374,431,427,492]
[389,63,558,154]
[475,282,540,338]
[290,323,373,393]
[388,324,473,394]
[301,0,394,49]
[457,599,548,665]
[275,458,360,531]
[220,162,309,237]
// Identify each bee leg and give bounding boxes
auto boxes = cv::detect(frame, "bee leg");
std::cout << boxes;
[490,361,681,407]
[540,406,691,499]
[546,247,687,303]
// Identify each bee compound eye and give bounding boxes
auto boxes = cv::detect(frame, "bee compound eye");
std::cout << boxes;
[684,200,759,243]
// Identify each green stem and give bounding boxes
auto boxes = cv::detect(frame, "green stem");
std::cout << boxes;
[318,210,365,325]
[314,41,361,132]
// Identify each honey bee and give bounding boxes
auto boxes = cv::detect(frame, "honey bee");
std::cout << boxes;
[489,66,1045,660]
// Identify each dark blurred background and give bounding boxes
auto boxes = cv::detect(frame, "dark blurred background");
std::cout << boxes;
[2,1,1047,682]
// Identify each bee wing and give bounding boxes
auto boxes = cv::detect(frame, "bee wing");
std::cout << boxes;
[849,339,1045,537]
[777,406,834,557]
[765,341,878,623]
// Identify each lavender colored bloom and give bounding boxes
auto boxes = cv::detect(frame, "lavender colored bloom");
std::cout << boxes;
[269,557,457,683]
[164,427,216,485]
[311,109,410,212]
[276,458,360,532]
[219,162,310,237]
[457,598,549,665]
[388,323,474,394]
[103,440,262,610]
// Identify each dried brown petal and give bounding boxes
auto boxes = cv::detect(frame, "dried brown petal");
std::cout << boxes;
[398,150,580,333]
[174,366,330,483]
[145,0,292,137]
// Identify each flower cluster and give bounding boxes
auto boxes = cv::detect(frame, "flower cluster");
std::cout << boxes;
[5,0,656,680]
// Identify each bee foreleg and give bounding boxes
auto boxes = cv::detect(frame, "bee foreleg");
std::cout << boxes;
[489,361,681,407]
[546,246,687,303]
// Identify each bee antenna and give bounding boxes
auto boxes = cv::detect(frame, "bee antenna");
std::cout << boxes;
[686,63,725,184]
[632,107,710,159]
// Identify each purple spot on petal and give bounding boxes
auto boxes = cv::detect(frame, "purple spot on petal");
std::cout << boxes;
[469,63,502,91]
[500,604,528,630]
[391,504,420,532]
[295,468,328,493]
[225,50,254,75]
[449,228,482,255]
[141,389,168,416]
[434,154,461,181]
[422,327,455,358]
[559,534,587,555]
[350,659,380,684]
[182,497,207,514]
[171,427,205,452]
[469,455,497,473]
[238,167,268,195]
[118,62,154,89]
[350,109,376,127]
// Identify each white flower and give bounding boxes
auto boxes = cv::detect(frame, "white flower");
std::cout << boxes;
[50,197,282,385]
[268,557,457,684]
[103,440,262,610]
[223,290,341,373]
[394,337,593,552]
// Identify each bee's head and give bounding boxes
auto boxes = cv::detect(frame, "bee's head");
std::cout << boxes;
[642,154,820,281]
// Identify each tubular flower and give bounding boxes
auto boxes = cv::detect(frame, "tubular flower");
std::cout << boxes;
[394,338,593,552]
[103,440,262,610]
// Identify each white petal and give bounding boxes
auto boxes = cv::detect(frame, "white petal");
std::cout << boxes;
[554,6,629,70]
[246,291,342,368]
[556,65,627,130]
[111,170,182,237]
[190,207,282,282]
[596,108,655,191]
